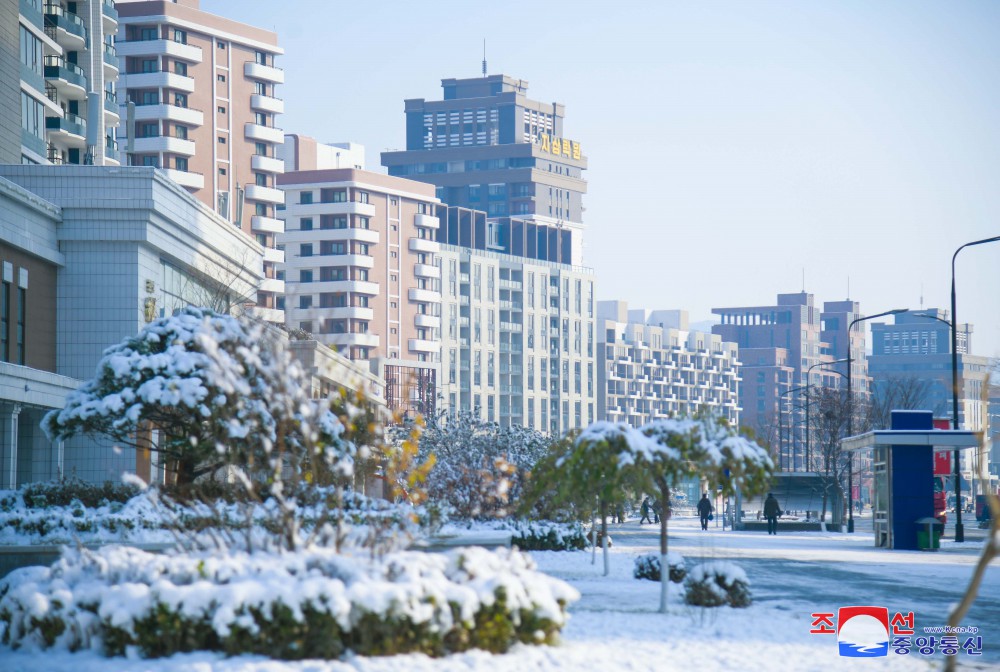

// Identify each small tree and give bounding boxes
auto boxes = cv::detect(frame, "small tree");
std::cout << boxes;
[526,422,639,576]
[634,415,773,613]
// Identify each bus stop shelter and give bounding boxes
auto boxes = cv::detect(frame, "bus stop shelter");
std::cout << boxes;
[841,410,978,550]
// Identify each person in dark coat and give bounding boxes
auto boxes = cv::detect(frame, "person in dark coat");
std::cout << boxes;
[763,493,782,535]
[652,498,662,524]
[697,493,714,530]
[639,496,652,525]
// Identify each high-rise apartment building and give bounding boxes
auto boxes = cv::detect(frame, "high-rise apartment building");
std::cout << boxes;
[277,135,441,417]
[436,224,596,434]
[382,74,597,433]
[712,292,864,470]
[381,74,588,266]
[597,301,741,427]
[14,0,120,166]
[115,0,285,321]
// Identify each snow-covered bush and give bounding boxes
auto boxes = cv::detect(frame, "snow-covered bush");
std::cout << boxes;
[417,412,552,519]
[507,521,588,551]
[0,479,139,511]
[0,544,578,659]
[684,561,751,608]
[0,484,439,551]
[633,552,686,583]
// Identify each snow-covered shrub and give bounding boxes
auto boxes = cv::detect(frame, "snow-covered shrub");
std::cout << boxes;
[633,552,686,583]
[417,412,552,520]
[507,520,587,551]
[684,561,751,608]
[586,528,612,548]
[0,545,578,659]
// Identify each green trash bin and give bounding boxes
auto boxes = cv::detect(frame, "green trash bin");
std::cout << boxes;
[915,517,942,551]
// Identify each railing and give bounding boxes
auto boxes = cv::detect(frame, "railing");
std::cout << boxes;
[43,4,87,41]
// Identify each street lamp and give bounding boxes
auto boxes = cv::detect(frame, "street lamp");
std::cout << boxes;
[779,385,810,471]
[805,358,850,474]
[948,234,1000,542]
[847,309,908,533]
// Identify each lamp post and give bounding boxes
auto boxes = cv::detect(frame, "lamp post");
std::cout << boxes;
[779,385,810,471]
[846,309,908,533]
[948,234,1000,542]
[805,358,850,474]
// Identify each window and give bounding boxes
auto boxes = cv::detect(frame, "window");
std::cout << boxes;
[173,29,187,44]
[255,172,268,186]
[300,244,313,257]
[0,278,8,361]
[255,50,268,65]
[255,142,268,156]
[320,267,346,282]
[174,93,188,108]
[300,191,313,204]
[140,58,157,73]
[174,125,188,139]
[299,269,313,283]
[319,188,343,203]
[356,191,369,204]
[138,27,157,41]
[175,157,188,171]
[320,215,347,229]
[218,136,226,144]
[355,216,370,229]
[217,41,226,49]
[216,73,226,81]
[298,295,312,309]
[300,217,313,231]
[16,287,24,365]
[320,241,345,255]
[218,106,226,114]
[218,167,226,175]
[140,155,159,167]
[173,61,187,76]
[255,112,269,126]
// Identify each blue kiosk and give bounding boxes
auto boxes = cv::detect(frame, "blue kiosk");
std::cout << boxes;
[841,410,979,550]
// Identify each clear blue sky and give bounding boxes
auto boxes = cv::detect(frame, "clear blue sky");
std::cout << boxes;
[206,0,1000,357]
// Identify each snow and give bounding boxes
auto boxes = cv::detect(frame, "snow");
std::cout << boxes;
[4,513,997,670]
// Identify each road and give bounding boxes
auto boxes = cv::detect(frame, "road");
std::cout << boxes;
[604,514,1000,665]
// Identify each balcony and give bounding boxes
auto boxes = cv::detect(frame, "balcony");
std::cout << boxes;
[103,44,118,77]
[262,247,284,264]
[251,154,284,173]
[103,91,120,124]
[250,94,284,114]
[259,277,284,294]
[244,122,283,144]
[500,322,523,333]
[161,168,204,189]
[408,288,441,304]
[44,4,87,50]
[133,103,204,126]
[323,307,374,321]
[45,113,86,148]
[414,314,441,329]
[116,38,203,63]
[102,0,118,30]
[252,306,284,324]
[499,279,522,290]
[413,263,440,279]
[244,183,285,205]
[251,215,283,234]
[120,70,195,93]
[132,135,196,156]
[44,56,87,99]
[414,213,440,229]
[299,280,379,295]
[408,237,440,254]
[325,333,380,348]
[408,338,440,354]
[499,300,523,310]
[244,61,284,84]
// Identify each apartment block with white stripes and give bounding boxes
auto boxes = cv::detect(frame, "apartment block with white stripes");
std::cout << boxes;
[597,301,742,427]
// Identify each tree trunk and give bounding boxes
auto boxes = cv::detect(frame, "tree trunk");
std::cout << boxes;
[600,498,610,577]
[659,483,670,613]
[591,497,598,565]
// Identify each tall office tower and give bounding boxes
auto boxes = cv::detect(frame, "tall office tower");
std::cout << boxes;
[277,135,442,418]
[14,0,120,165]
[596,301,741,427]
[383,75,597,433]
[712,292,859,471]
[381,74,588,266]
[115,0,285,322]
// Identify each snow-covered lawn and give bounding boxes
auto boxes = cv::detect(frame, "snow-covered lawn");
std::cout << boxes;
[2,515,997,671]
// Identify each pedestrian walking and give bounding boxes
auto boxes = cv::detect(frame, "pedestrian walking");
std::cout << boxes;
[639,496,652,524]
[652,498,662,524]
[697,493,714,530]
[764,493,782,535]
